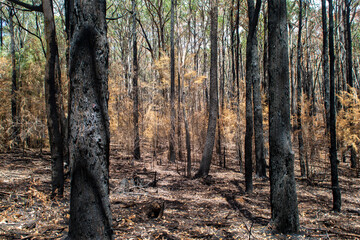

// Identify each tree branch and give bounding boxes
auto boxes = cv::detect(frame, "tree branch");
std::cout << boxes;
[6,0,43,12]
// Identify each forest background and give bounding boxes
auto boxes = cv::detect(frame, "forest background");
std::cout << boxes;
[0,0,360,239]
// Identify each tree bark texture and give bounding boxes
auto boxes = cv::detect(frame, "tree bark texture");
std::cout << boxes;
[249,0,266,179]
[43,0,65,197]
[329,0,341,212]
[132,0,140,160]
[268,0,299,233]
[344,0,356,169]
[296,0,305,178]
[194,0,218,178]
[169,0,176,163]
[322,0,330,132]
[9,7,20,147]
[67,0,113,238]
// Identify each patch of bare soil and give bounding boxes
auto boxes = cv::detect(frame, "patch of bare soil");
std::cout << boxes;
[0,144,359,239]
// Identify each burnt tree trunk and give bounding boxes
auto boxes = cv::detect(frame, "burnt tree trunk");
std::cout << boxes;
[296,0,305,178]
[9,6,20,147]
[43,0,65,197]
[251,0,266,179]
[322,0,330,132]
[67,0,113,238]
[344,0,356,169]
[7,0,68,197]
[132,0,140,160]
[194,0,218,178]
[169,0,176,163]
[329,0,341,212]
[268,0,299,233]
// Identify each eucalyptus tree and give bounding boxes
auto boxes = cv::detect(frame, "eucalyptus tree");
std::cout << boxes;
[67,0,113,237]
[169,0,176,163]
[132,0,140,161]
[268,0,299,233]
[6,0,65,197]
[344,0,356,169]
[329,0,341,212]
[296,0,305,177]
[194,0,218,178]
[322,0,330,131]
[245,0,263,192]
[8,5,20,147]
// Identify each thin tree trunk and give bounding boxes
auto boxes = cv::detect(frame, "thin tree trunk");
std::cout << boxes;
[329,0,341,213]
[43,0,64,197]
[251,0,266,179]
[230,0,235,103]
[169,0,176,163]
[322,0,330,132]
[9,6,20,147]
[245,0,254,192]
[268,0,299,233]
[67,0,113,237]
[0,12,2,47]
[184,106,191,178]
[344,0,356,169]
[262,3,269,101]
[132,0,140,160]
[194,0,218,178]
[296,0,306,178]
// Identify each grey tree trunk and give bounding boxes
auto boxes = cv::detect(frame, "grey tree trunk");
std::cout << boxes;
[169,0,176,163]
[344,0,356,169]
[268,0,299,233]
[329,0,341,213]
[194,0,218,178]
[43,0,64,197]
[67,0,113,238]
[322,0,330,132]
[296,0,305,178]
[132,0,140,160]
[9,7,20,147]
[249,0,265,179]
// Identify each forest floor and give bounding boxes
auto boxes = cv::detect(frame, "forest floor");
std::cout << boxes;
[0,143,360,239]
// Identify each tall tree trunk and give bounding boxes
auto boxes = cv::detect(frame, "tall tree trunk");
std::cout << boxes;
[194,0,218,178]
[169,0,176,163]
[262,3,269,102]
[67,0,113,238]
[251,0,266,179]
[268,0,299,233]
[0,10,2,47]
[245,0,256,192]
[9,6,20,147]
[43,0,64,197]
[329,0,341,213]
[322,0,330,132]
[296,0,305,178]
[132,0,140,160]
[344,0,356,169]
[235,0,240,104]
[230,0,235,103]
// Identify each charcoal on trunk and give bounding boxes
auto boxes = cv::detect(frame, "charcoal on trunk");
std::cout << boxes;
[67,0,113,238]
[268,0,299,233]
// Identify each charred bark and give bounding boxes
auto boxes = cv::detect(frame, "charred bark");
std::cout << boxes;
[194,0,218,178]
[329,0,341,212]
[296,0,305,178]
[67,0,113,238]
[169,0,176,163]
[268,0,299,233]
[132,0,140,160]
[43,0,64,197]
